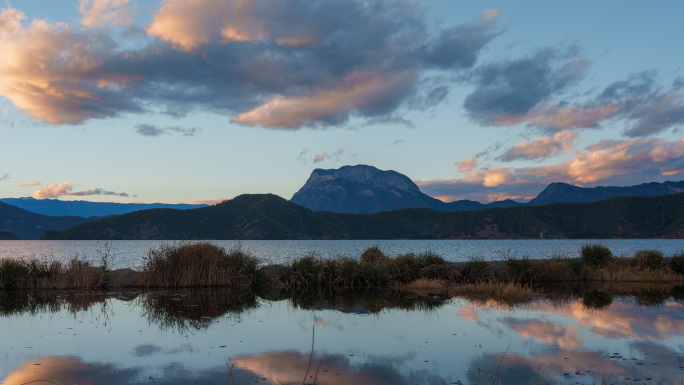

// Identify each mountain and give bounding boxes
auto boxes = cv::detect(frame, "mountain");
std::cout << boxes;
[0,197,207,218]
[528,181,684,205]
[0,230,20,240]
[41,194,346,240]
[41,193,684,240]
[0,201,97,240]
[290,165,523,214]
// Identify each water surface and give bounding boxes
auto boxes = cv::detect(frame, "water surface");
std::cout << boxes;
[1,289,682,384]
[2,239,684,269]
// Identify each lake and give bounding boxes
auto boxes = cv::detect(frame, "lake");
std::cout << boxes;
[1,239,684,269]
[1,288,683,384]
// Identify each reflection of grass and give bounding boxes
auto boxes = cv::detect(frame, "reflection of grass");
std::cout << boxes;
[452,282,533,308]
[138,289,258,332]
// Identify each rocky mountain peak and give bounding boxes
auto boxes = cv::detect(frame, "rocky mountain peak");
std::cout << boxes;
[302,165,420,194]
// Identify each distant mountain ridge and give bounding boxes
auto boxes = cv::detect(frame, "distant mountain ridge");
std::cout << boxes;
[290,164,684,214]
[0,229,20,240]
[290,165,522,214]
[0,201,96,240]
[0,197,207,218]
[42,193,684,240]
[529,181,684,205]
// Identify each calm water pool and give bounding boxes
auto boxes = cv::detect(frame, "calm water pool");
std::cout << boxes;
[1,289,682,384]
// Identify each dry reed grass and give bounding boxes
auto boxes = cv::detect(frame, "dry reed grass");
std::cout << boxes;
[399,278,450,295]
[138,242,259,288]
[0,257,104,289]
[451,282,533,307]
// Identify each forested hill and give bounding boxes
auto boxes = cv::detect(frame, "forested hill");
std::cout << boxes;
[41,193,684,240]
[0,201,96,240]
[0,230,21,240]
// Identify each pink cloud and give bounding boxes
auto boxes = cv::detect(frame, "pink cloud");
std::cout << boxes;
[455,158,478,173]
[418,137,684,202]
[145,0,268,51]
[495,102,620,130]
[32,182,76,198]
[498,130,579,161]
[0,6,140,124]
[15,179,41,187]
[466,168,518,187]
[79,0,133,28]
[186,198,225,205]
[31,182,129,199]
[232,71,416,129]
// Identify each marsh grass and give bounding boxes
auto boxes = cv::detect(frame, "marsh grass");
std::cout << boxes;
[581,243,614,268]
[282,250,455,291]
[0,257,103,289]
[459,257,494,283]
[451,282,533,307]
[138,242,259,288]
[399,278,450,295]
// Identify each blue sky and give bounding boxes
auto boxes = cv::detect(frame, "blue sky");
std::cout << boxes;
[1,0,683,204]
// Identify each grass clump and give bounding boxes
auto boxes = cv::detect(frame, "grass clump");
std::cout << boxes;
[581,243,613,268]
[671,252,684,275]
[633,249,668,271]
[283,248,455,291]
[505,257,538,283]
[138,242,259,288]
[0,258,103,289]
[460,257,494,283]
[400,278,449,296]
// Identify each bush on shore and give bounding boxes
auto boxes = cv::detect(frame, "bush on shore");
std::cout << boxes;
[138,243,259,288]
[0,258,103,289]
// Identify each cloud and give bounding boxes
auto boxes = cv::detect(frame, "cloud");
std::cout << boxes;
[455,158,478,172]
[497,130,578,162]
[145,0,267,51]
[418,137,684,202]
[464,47,590,126]
[486,70,684,136]
[15,179,40,187]
[79,0,133,28]
[185,198,225,205]
[0,2,500,128]
[0,6,143,125]
[32,182,130,199]
[313,148,345,163]
[134,123,200,137]
[233,71,417,128]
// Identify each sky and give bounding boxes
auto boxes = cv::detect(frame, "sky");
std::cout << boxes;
[0,0,683,205]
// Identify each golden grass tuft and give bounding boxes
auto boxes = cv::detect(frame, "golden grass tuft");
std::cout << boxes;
[399,278,450,295]
[451,282,533,307]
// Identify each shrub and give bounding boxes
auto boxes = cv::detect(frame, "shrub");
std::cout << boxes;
[670,252,684,275]
[139,242,259,288]
[505,257,538,283]
[581,244,613,268]
[460,257,494,283]
[360,246,389,266]
[633,250,668,271]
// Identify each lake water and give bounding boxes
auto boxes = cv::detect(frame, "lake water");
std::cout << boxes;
[1,239,684,269]
[1,289,683,384]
